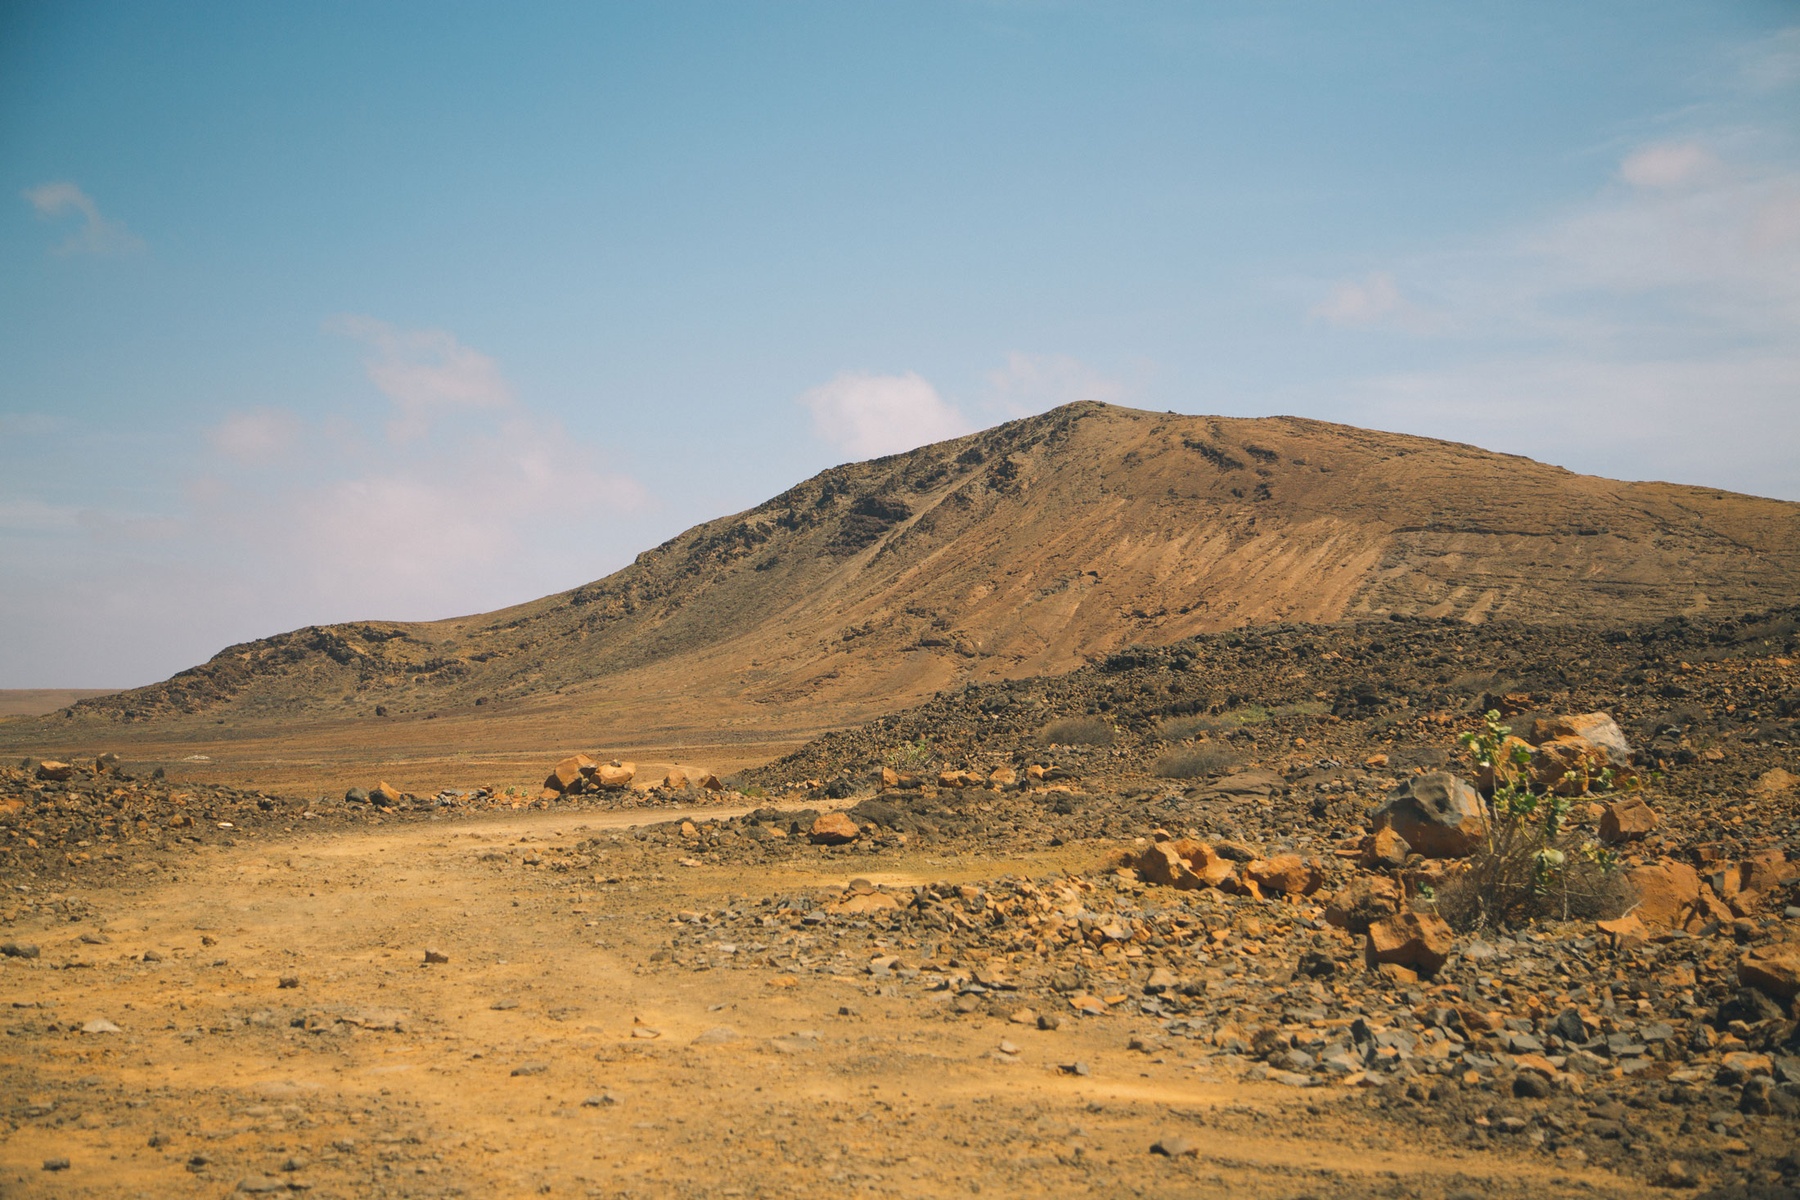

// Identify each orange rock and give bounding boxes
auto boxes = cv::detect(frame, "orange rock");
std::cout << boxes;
[594,761,635,789]
[1597,912,1649,948]
[1026,765,1046,782]
[876,766,900,789]
[1623,859,1701,928]
[35,760,73,782]
[1364,753,1389,768]
[808,812,860,845]
[1367,911,1455,976]
[1325,876,1402,933]
[988,766,1018,787]
[1599,797,1659,844]
[1738,944,1800,1000]
[371,781,402,805]
[1245,854,1323,897]
[1532,712,1631,763]
[1137,842,1201,889]
[1366,826,1411,868]
[545,754,596,792]
[1531,735,1610,795]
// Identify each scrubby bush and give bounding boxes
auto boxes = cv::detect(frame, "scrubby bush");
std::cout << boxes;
[1152,745,1242,779]
[1435,711,1628,932]
[1040,716,1115,747]
[1157,714,1223,741]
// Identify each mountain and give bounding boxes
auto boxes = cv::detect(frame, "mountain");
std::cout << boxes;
[9,402,1800,789]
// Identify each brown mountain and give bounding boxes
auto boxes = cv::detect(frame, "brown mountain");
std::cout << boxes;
[9,402,1800,791]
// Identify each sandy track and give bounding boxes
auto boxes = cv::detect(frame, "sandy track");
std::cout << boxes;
[0,808,1655,1198]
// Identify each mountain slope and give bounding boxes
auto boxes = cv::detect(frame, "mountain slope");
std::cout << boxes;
[14,402,1800,784]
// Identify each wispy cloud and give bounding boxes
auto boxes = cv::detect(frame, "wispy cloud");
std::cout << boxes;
[207,408,302,464]
[1309,128,1800,498]
[326,315,513,440]
[1311,271,1446,333]
[984,352,1124,416]
[798,371,974,459]
[22,182,143,255]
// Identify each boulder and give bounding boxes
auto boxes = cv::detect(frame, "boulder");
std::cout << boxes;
[1365,826,1411,868]
[872,766,899,789]
[1372,772,1486,858]
[1366,911,1455,977]
[34,760,73,782]
[988,766,1018,787]
[1738,944,1800,1001]
[1245,854,1323,897]
[370,781,402,805]
[343,787,369,804]
[697,772,723,791]
[545,754,596,793]
[808,812,860,845]
[1476,735,1535,792]
[1624,860,1701,928]
[1530,735,1612,795]
[1599,797,1659,844]
[1324,876,1402,933]
[594,761,635,789]
[1753,767,1798,795]
[938,769,978,789]
[662,767,690,790]
[1533,712,1631,764]
[1136,842,1203,890]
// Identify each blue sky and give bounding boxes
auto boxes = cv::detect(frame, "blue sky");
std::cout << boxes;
[3,2,1798,687]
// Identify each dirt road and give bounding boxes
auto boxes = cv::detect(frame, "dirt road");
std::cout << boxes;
[1,806,1656,1198]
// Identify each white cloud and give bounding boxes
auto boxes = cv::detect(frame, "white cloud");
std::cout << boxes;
[1619,141,1719,190]
[1310,271,1446,333]
[22,182,143,255]
[326,315,513,440]
[984,352,1124,416]
[208,408,302,463]
[798,371,974,459]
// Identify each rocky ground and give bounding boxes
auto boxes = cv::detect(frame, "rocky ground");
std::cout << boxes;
[2,607,1797,1197]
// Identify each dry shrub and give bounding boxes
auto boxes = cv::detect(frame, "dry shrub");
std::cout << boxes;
[1158,714,1224,741]
[1152,745,1242,779]
[1040,716,1115,747]
[1436,711,1630,932]
[1435,824,1630,932]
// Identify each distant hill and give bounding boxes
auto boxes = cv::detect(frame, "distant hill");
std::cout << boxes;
[10,402,1800,789]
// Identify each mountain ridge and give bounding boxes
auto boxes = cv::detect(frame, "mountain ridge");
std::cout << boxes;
[11,401,1800,789]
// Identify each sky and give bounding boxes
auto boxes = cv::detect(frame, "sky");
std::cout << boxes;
[3,2,1798,688]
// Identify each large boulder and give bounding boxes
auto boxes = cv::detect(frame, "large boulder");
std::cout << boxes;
[1372,772,1487,858]
[1624,859,1701,928]
[1738,944,1800,1001]
[594,761,635,790]
[1533,712,1631,764]
[1366,911,1455,977]
[808,812,860,845]
[545,753,597,793]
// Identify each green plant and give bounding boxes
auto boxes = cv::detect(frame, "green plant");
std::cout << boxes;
[1438,711,1626,932]
[884,738,934,772]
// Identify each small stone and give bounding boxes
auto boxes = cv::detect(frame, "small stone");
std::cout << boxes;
[1009,1008,1038,1025]
[81,1019,121,1034]
[423,948,449,964]
[43,1157,70,1172]
[952,994,982,1014]
[1,941,41,959]
[1060,1061,1090,1076]
[510,1062,548,1076]
[1513,1073,1552,1099]
[691,1026,738,1045]
[141,949,163,962]
[1150,1133,1198,1157]
[370,781,402,805]
[490,998,519,1010]
[278,975,300,989]
[631,1025,662,1039]
[237,1176,287,1193]
[1037,1014,1063,1031]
